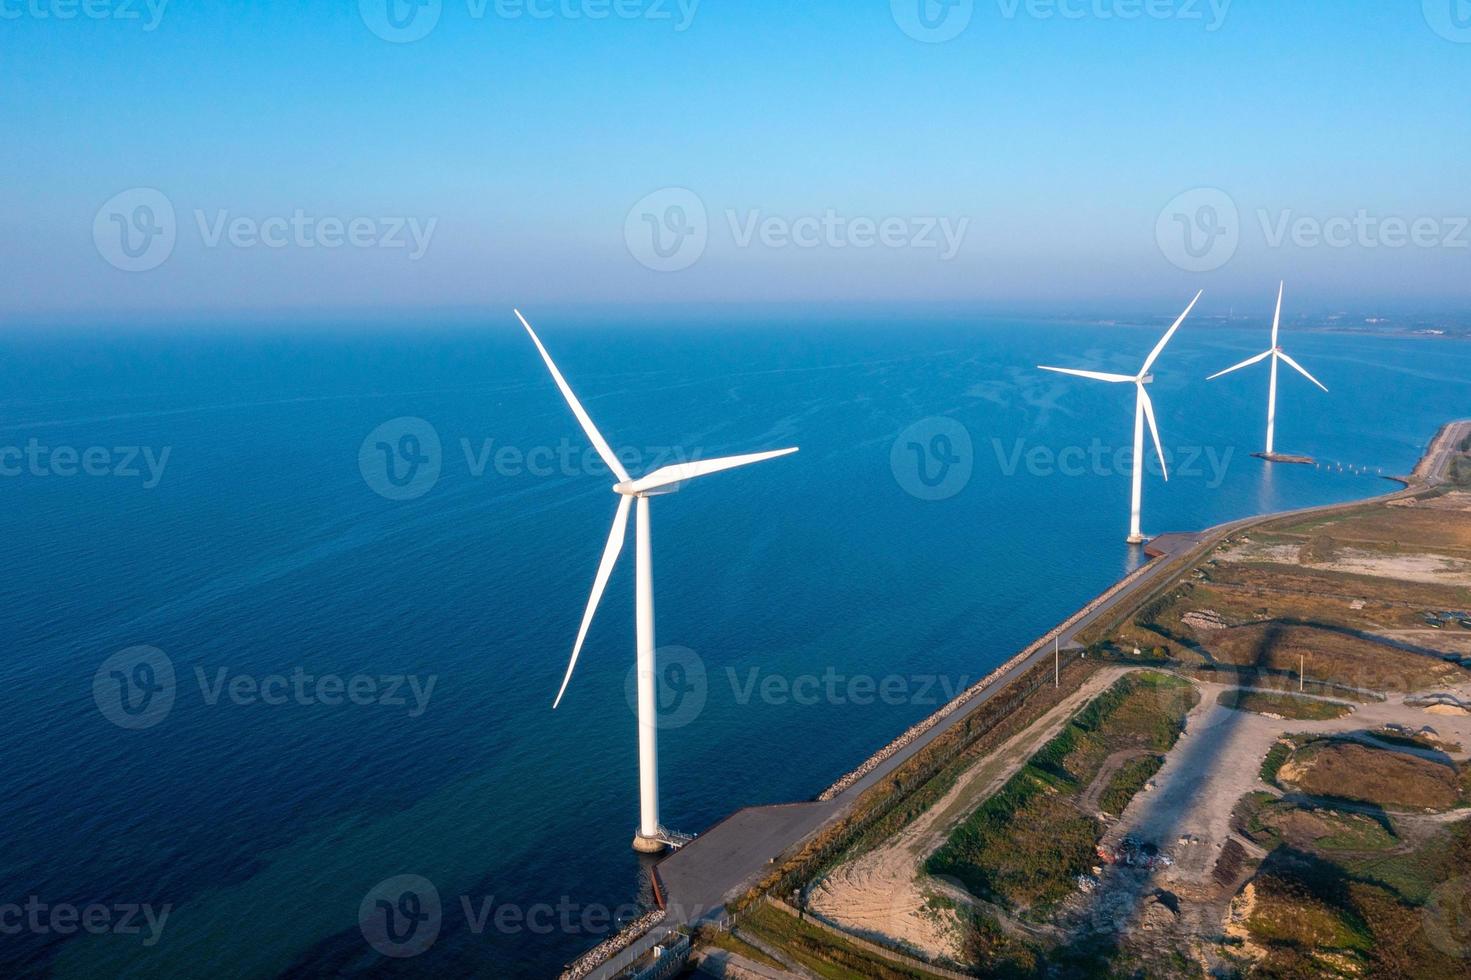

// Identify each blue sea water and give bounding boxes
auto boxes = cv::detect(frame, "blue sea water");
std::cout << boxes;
[1,314,1467,978]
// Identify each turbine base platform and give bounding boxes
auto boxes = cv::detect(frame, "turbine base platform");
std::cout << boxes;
[1253,452,1315,465]
[1126,534,1148,545]
[632,833,668,854]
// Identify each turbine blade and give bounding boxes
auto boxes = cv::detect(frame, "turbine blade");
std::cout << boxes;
[1206,349,1273,381]
[1272,281,1284,349]
[1278,351,1328,392]
[516,310,631,483]
[1139,386,1168,481]
[1037,366,1136,384]
[552,494,633,709]
[1140,289,1204,375]
[627,447,798,495]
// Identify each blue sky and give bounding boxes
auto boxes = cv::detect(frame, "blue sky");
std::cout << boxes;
[3,0,1469,320]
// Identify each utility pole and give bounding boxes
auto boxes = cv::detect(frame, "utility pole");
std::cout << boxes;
[1299,654,1305,693]
[1055,637,1060,688]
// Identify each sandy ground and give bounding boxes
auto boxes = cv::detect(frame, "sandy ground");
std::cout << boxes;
[1220,541,1471,588]
[810,669,1471,971]
[805,667,1129,963]
[1087,676,1471,965]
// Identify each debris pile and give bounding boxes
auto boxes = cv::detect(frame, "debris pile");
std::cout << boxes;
[1181,610,1229,632]
[1096,836,1173,870]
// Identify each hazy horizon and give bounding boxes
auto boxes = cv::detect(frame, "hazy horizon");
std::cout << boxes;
[5,2,1470,319]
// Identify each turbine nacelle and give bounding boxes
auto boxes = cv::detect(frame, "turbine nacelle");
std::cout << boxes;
[612,481,679,497]
[1037,290,1203,541]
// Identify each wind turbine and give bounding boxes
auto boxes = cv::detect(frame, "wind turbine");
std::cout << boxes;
[1206,283,1327,458]
[517,310,797,854]
[1039,291,1202,544]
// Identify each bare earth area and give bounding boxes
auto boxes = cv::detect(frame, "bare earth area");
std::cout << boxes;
[1081,677,1471,973]
[806,667,1129,964]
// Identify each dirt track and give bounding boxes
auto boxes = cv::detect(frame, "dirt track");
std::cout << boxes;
[806,668,1129,963]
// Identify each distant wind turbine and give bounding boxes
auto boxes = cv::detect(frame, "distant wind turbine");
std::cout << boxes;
[517,310,797,853]
[1039,291,1202,544]
[1206,283,1327,458]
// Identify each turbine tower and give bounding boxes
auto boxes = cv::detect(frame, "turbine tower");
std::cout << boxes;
[517,310,797,853]
[1039,291,1202,544]
[1206,283,1327,458]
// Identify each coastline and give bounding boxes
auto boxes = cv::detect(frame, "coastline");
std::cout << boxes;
[568,419,1469,980]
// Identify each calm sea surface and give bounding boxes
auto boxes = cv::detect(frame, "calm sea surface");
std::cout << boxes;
[2,315,1466,977]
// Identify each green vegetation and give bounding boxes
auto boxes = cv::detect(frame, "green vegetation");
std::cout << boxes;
[733,656,1101,915]
[1217,689,1354,721]
[1278,738,1462,812]
[1261,739,1295,786]
[926,672,1195,916]
[739,903,947,980]
[1236,794,1399,854]
[1098,755,1164,815]
[697,925,788,972]
[1238,823,1471,979]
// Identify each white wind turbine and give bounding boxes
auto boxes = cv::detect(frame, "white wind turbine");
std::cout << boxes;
[1206,283,1327,458]
[517,310,797,853]
[1039,291,1202,544]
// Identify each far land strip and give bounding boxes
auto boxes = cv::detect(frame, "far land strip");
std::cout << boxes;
[575,420,1471,980]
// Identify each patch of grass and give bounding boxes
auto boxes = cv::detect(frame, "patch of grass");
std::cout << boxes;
[1337,818,1471,905]
[1237,824,1471,980]
[739,903,944,980]
[1246,864,1373,956]
[1279,739,1461,812]
[1218,689,1354,721]
[1261,739,1295,786]
[926,672,1195,915]
[698,926,787,972]
[1201,622,1467,694]
[1236,795,1399,854]
[1098,755,1164,815]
